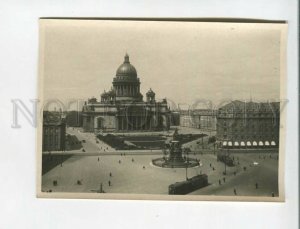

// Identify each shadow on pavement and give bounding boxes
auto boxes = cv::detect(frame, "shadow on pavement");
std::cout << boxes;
[42,154,73,175]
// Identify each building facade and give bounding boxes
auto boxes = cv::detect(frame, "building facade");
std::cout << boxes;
[82,54,170,133]
[66,111,83,127]
[216,100,280,148]
[179,109,217,130]
[170,111,180,126]
[42,111,66,151]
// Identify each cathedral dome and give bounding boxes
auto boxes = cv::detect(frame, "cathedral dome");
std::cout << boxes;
[115,54,137,79]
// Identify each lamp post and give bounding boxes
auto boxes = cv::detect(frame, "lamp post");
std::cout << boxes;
[224,153,226,175]
[185,164,188,181]
[224,148,229,175]
[100,183,103,193]
[185,150,189,181]
[213,142,216,155]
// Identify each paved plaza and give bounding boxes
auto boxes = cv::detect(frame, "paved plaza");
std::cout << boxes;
[42,151,278,196]
[42,127,279,196]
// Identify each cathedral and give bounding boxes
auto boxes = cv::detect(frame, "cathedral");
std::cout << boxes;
[82,54,170,133]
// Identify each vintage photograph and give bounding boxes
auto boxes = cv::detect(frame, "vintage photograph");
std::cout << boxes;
[37,19,287,201]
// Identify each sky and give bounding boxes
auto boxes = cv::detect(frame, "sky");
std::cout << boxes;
[41,20,284,110]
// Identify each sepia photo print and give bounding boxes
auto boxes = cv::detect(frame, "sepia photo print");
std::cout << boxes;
[37,19,287,201]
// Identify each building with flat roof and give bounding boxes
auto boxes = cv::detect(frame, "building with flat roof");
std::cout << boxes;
[216,100,280,148]
[42,111,66,151]
[179,109,217,131]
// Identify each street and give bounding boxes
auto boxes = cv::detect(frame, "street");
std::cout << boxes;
[42,151,278,196]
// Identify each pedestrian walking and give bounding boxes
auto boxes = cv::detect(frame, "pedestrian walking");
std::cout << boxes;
[98,157,99,162]
[234,188,237,195]
[272,192,275,197]
[234,171,236,176]
[143,166,145,169]
[132,158,134,162]
[223,177,226,183]
[108,180,111,186]
[119,160,121,164]
[212,167,215,171]
[109,172,112,177]
[210,163,212,167]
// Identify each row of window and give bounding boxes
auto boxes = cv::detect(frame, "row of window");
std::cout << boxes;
[223,135,277,140]
[218,113,278,117]
[222,128,277,132]
[221,121,278,126]
[44,127,61,134]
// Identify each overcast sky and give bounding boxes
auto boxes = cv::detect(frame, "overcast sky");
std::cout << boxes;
[41,20,284,110]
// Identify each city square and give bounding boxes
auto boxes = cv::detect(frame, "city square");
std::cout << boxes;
[42,127,279,197]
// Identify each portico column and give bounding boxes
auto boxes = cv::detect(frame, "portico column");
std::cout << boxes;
[139,116,143,130]
[144,117,147,130]
[135,116,138,130]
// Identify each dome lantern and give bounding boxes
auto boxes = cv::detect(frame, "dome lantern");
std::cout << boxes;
[124,53,130,63]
